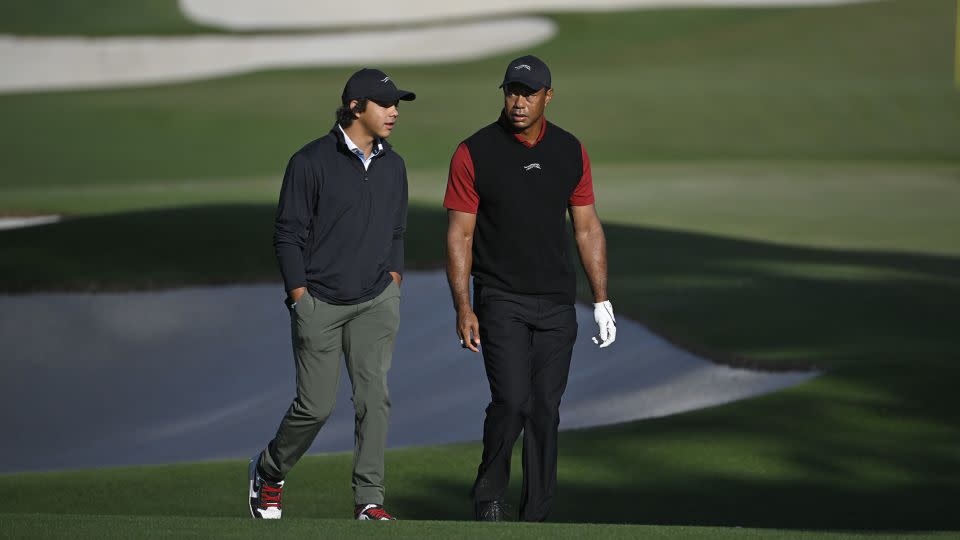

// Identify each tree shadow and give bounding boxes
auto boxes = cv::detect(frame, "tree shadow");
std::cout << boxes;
[385,382,960,529]
[592,223,960,371]
[5,202,954,371]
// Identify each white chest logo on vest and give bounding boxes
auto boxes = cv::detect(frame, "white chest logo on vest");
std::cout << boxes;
[523,163,542,171]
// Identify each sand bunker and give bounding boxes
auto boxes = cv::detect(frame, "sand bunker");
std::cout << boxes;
[181,0,871,29]
[0,0,872,94]
[0,271,816,472]
[0,18,554,94]
[0,215,60,231]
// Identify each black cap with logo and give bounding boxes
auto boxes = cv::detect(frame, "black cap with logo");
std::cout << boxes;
[341,68,416,105]
[499,55,552,91]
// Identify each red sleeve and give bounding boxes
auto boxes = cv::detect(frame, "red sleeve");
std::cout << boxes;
[443,142,479,214]
[569,143,595,206]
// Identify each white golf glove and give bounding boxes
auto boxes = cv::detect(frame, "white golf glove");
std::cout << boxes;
[591,300,617,348]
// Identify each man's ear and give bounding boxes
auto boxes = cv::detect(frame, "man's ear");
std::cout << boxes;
[544,88,554,105]
[349,99,361,117]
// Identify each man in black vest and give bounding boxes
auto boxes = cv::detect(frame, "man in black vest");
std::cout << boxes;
[444,55,617,522]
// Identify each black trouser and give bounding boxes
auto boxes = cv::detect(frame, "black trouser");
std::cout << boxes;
[471,284,578,522]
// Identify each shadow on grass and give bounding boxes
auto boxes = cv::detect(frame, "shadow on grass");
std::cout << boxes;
[4,381,957,531]
[591,224,960,372]
[1,203,957,370]
[384,367,960,530]
[1,203,958,529]
[1,203,956,370]
[0,204,446,293]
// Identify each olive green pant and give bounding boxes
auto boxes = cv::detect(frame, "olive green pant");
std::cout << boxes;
[259,281,400,505]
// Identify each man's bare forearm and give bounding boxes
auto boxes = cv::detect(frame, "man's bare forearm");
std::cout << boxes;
[446,210,481,352]
[576,225,609,303]
[446,226,473,312]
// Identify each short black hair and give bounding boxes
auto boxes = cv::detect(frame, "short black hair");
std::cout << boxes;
[336,98,368,128]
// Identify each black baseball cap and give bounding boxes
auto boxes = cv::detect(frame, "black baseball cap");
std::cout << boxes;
[499,55,551,91]
[341,68,416,105]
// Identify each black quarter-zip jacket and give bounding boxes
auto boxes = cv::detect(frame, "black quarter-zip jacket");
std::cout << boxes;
[274,125,408,305]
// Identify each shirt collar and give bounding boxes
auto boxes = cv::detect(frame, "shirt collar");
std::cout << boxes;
[338,124,383,159]
[500,114,548,148]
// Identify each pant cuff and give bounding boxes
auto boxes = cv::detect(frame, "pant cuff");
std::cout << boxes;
[354,489,385,506]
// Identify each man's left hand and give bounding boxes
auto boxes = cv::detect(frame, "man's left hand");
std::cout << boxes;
[591,300,616,348]
[389,272,402,286]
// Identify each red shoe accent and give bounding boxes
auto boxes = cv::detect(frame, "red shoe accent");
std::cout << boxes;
[260,483,283,507]
[366,507,393,520]
[356,504,395,520]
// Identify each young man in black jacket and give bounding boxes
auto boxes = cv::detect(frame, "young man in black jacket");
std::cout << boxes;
[444,55,617,522]
[248,68,415,521]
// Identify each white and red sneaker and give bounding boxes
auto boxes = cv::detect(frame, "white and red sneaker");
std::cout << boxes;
[248,456,284,519]
[355,504,396,521]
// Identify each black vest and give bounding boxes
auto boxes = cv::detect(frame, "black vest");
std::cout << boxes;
[465,116,584,304]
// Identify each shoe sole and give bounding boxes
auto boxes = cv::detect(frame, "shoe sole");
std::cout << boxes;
[247,457,259,519]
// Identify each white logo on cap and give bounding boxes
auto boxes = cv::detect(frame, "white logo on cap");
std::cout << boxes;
[514,64,533,71]
[380,76,391,83]
[523,163,541,171]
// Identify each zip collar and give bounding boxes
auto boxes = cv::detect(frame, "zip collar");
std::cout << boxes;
[330,123,392,158]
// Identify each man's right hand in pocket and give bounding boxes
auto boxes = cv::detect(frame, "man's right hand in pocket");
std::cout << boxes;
[289,287,307,302]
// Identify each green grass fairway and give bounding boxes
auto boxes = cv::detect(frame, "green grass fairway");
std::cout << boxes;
[0,0,211,36]
[1,0,959,537]
[3,161,957,255]
[1,0,957,188]
[4,515,952,540]
[2,515,955,540]
[1,387,957,533]
[1,201,958,534]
